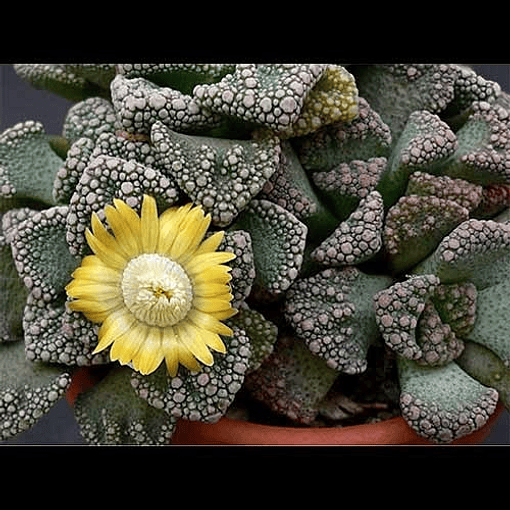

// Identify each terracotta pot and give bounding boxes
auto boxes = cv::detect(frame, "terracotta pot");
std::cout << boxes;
[171,403,505,445]
[66,366,504,445]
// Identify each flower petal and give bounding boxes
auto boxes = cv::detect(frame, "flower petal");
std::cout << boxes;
[161,327,180,376]
[157,203,193,255]
[131,326,164,375]
[175,321,214,367]
[200,329,227,354]
[172,208,212,263]
[209,308,239,320]
[191,264,232,286]
[177,346,203,373]
[66,280,121,301]
[193,231,225,256]
[167,206,208,261]
[161,326,204,375]
[85,228,128,271]
[140,194,159,252]
[90,212,132,260]
[113,198,142,233]
[184,251,236,277]
[67,297,123,323]
[109,321,148,366]
[192,295,233,313]
[193,281,234,298]
[176,341,202,373]
[93,307,137,354]
[186,308,233,336]
[104,202,142,258]
[69,256,121,285]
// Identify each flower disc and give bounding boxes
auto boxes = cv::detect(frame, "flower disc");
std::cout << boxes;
[121,253,193,327]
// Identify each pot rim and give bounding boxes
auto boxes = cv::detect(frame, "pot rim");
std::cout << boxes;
[66,366,505,445]
[171,401,505,445]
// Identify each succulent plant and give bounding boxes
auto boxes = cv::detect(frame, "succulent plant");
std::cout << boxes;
[2,63,510,444]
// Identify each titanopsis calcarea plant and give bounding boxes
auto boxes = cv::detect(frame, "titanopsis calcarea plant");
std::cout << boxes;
[2,63,510,444]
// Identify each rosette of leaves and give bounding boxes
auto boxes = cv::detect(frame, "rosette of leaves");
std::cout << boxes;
[1,63,509,444]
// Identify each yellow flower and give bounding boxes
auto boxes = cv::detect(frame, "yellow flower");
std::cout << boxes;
[65,195,237,376]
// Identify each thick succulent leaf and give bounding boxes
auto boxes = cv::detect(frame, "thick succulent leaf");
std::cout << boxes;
[194,64,326,133]
[260,140,338,240]
[312,157,386,220]
[277,65,358,139]
[398,356,498,443]
[465,278,510,367]
[377,110,458,207]
[0,339,71,440]
[66,155,180,256]
[472,184,510,219]
[55,129,181,206]
[228,304,278,373]
[74,366,176,445]
[151,122,280,227]
[376,278,474,367]
[244,335,338,424]
[352,64,459,142]
[62,97,117,144]
[374,274,440,360]
[296,96,392,171]
[0,214,28,341]
[219,230,256,308]
[10,205,80,302]
[311,190,384,267]
[456,340,510,413]
[449,66,501,116]
[63,64,116,91]
[89,130,172,171]
[131,325,251,424]
[405,171,483,212]
[53,137,96,204]
[0,121,64,205]
[441,101,510,185]
[412,218,510,290]
[117,63,235,96]
[414,302,464,366]
[13,64,108,102]
[285,266,393,374]
[383,194,469,274]
[233,199,307,296]
[431,282,477,338]
[111,74,220,135]
[23,293,110,366]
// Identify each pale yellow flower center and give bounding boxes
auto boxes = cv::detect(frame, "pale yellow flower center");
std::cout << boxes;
[121,253,193,327]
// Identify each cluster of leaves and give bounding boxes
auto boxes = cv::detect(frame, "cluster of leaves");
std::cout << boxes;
[1,64,510,444]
